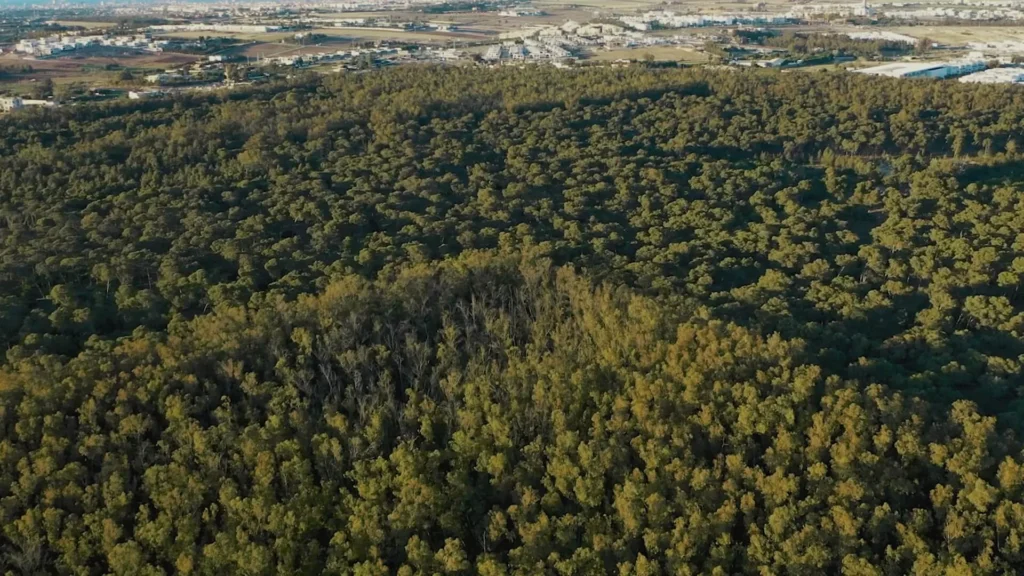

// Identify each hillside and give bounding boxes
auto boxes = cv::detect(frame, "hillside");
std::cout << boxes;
[1,66,1024,574]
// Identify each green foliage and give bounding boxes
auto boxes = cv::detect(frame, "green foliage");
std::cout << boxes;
[760,31,914,58]
[0,65,1023,573]
[2,257,1024,574]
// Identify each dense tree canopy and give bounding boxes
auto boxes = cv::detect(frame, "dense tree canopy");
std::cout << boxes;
[1,66,1024,574]
[747,31,914,58]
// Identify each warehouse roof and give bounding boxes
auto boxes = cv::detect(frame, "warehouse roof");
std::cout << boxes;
[959,68,1024,84]
[854,62,946,77]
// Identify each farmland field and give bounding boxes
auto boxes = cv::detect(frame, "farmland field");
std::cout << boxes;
[888,25,1024,44]
[2,52,198,70]
[154,30,303,42]
[0,51,199,94]
[325,26,489,42]
[51,20,112,29]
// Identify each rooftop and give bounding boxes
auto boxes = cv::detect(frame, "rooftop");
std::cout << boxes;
[959,67,1024,83]
[855,61,946,77]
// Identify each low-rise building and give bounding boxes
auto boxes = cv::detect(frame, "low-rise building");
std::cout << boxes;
[14,34,167,57]
[0,97,23,112]
[623,11,791,30]
[1,97,55,111]
[145,72,186,84]
[483,45,503,61]
[959,67,1024,84]
[844,31,917,44]
[855,56,986,79]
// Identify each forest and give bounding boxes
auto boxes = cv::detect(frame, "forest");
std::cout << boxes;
[731,30,914,58]
[1,65,1024,574]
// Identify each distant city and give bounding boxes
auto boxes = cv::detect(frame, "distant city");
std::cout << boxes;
[3,0,1024,110]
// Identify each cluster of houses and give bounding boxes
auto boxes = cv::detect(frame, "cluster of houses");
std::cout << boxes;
[13,34,168,57]
[783,0,1024,21]
[881,6,1024,20]
[786,2,876,18]
[483,39,571,61]
[494,20,698,57]
[501,21,627,42]
[620,11,792,31]
[253,46,403,68]
[615,2,1023,30]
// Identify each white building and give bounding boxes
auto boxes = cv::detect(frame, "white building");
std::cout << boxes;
[855,56,986,79]
[483,45,503,61]
[789,1,874,18]
[0,97,23,112]
[145,72,185,84]
[845,31,917,44]
[1,97,55,111]
[959,67,1024,84]
[499,8,542,16]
